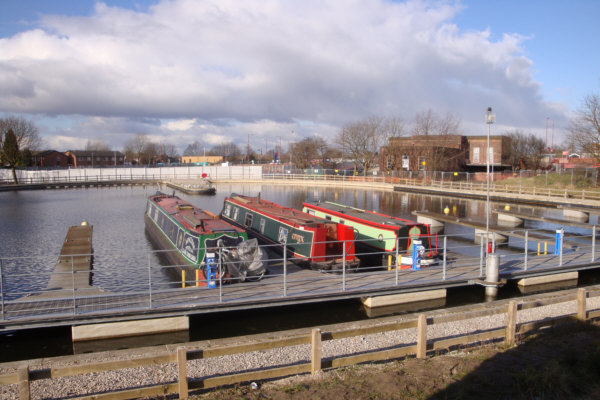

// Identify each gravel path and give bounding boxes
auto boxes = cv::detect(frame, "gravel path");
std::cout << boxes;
[1,285,598,400]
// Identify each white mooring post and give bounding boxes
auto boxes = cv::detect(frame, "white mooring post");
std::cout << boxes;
[524,230,528,271]
[147,253,153,309]
[485,254,500,299]
[592,226,596,262]
[342,241,346,292]
[395,238,399,285]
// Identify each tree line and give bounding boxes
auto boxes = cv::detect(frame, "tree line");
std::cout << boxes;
[2,91,600,183]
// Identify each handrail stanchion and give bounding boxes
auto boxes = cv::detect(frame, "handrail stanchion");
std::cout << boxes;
[283,243,287,297]
[148,253,153,309]
[592,226,596,262]
[479,233,484,277]
[71,255,76,315]
[395,238,399,286]
[524,230,528,271]
[219,247,223,303]
[0,258,4,320]
[559,228,563,266]
[442,235,447,280]
[342,241,346,292]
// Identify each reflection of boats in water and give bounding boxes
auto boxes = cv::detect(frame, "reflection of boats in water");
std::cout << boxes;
[302,201,439,266]
[220,194,359,271]
[165,178,216,195]
[144,192,267,285]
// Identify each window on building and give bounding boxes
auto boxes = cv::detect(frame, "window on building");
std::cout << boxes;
[473,147,480,163]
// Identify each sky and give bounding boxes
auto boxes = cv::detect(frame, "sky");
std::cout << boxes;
[0,0,598,154]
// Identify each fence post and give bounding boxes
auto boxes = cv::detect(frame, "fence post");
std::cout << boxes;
[523,230,528,271]
[283,243,287,297]
[417,314,427,359]
[0,258,4,320]
[17,367,30,400]
[311,328,322,374]
[505,300,517,346]
[577,288,587,322]
[177,347,188,399]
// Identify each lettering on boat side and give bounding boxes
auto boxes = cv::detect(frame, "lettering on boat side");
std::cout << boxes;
[290,233,304,243]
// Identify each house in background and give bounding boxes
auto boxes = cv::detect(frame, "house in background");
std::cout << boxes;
[31,150,70,167]
[465,136,512,172]
[65,150,125,168]
[381,135,468,172]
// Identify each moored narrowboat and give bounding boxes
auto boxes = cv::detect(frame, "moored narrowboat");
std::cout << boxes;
[220,194,359,271]
[302,200,438,266]
[145,192,267,284]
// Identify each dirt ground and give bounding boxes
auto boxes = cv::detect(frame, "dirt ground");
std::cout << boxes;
[191,323,600,400]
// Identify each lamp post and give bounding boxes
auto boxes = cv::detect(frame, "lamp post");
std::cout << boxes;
[485,106,495,253]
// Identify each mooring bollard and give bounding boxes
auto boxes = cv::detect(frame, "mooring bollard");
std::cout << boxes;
[485,254,500,299]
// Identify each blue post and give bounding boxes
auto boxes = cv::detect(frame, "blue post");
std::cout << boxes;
[412,239,422,270]
[206,252,217,288]
[554,229,563,255]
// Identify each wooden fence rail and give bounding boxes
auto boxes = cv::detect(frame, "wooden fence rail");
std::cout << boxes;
[2,287,598,400]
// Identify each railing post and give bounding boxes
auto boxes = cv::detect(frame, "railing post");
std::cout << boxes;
[524,230,528,271]
[395,238,399,286]
[342,241,346,292]
[148,253,153,309]
[283,243,287,297]
[577,288,587,322]
[479,233,484,277]
[0,258,4,320]
[311,328,322,374]
[177,347,188,399]
[505,300,517,346]
[592,226,596,262]
[416,314,427,359]
[442,236,447,280]
[219,247,223,303]
[71,255,76,315]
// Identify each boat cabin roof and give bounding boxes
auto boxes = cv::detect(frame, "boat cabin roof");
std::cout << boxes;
[151,194,242,233]
[229,195,325,227]
[304,200,417,227]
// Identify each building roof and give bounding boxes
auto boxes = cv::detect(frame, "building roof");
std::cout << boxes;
[66,150,124,157]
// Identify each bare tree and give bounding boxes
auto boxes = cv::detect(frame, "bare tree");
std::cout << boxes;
[209,142,242,162]
[123,134,148,165]
[141,142,159,165]
[568,94,600,160]
[337,116,386,173]
[292,137,326,169]
[0,115,41,151]
[183,141,202,156]
[506,130,546,170]
[409,109,461,170]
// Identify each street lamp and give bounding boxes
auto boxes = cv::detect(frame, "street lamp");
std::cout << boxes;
[485,106,495,253]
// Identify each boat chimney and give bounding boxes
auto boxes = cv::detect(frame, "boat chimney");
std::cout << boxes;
[258,192,261,203]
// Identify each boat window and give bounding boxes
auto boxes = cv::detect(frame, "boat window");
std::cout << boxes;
[224,203,231,217]
[340,219,345,224]
[325,215,332,221]
[245,212,253,227]
[260,218,266,234]
[233,207,239,220]
[307,209,315,216]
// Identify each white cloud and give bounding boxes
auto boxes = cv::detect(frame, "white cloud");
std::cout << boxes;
[0,0,567,150]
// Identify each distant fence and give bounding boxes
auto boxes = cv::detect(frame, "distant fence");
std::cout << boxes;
[1,287,598,399]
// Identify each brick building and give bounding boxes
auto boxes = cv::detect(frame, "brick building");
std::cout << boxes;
[381,135,468,172]
[66,150,125,168]
[31,150,70,167]
[465,136,512,172]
